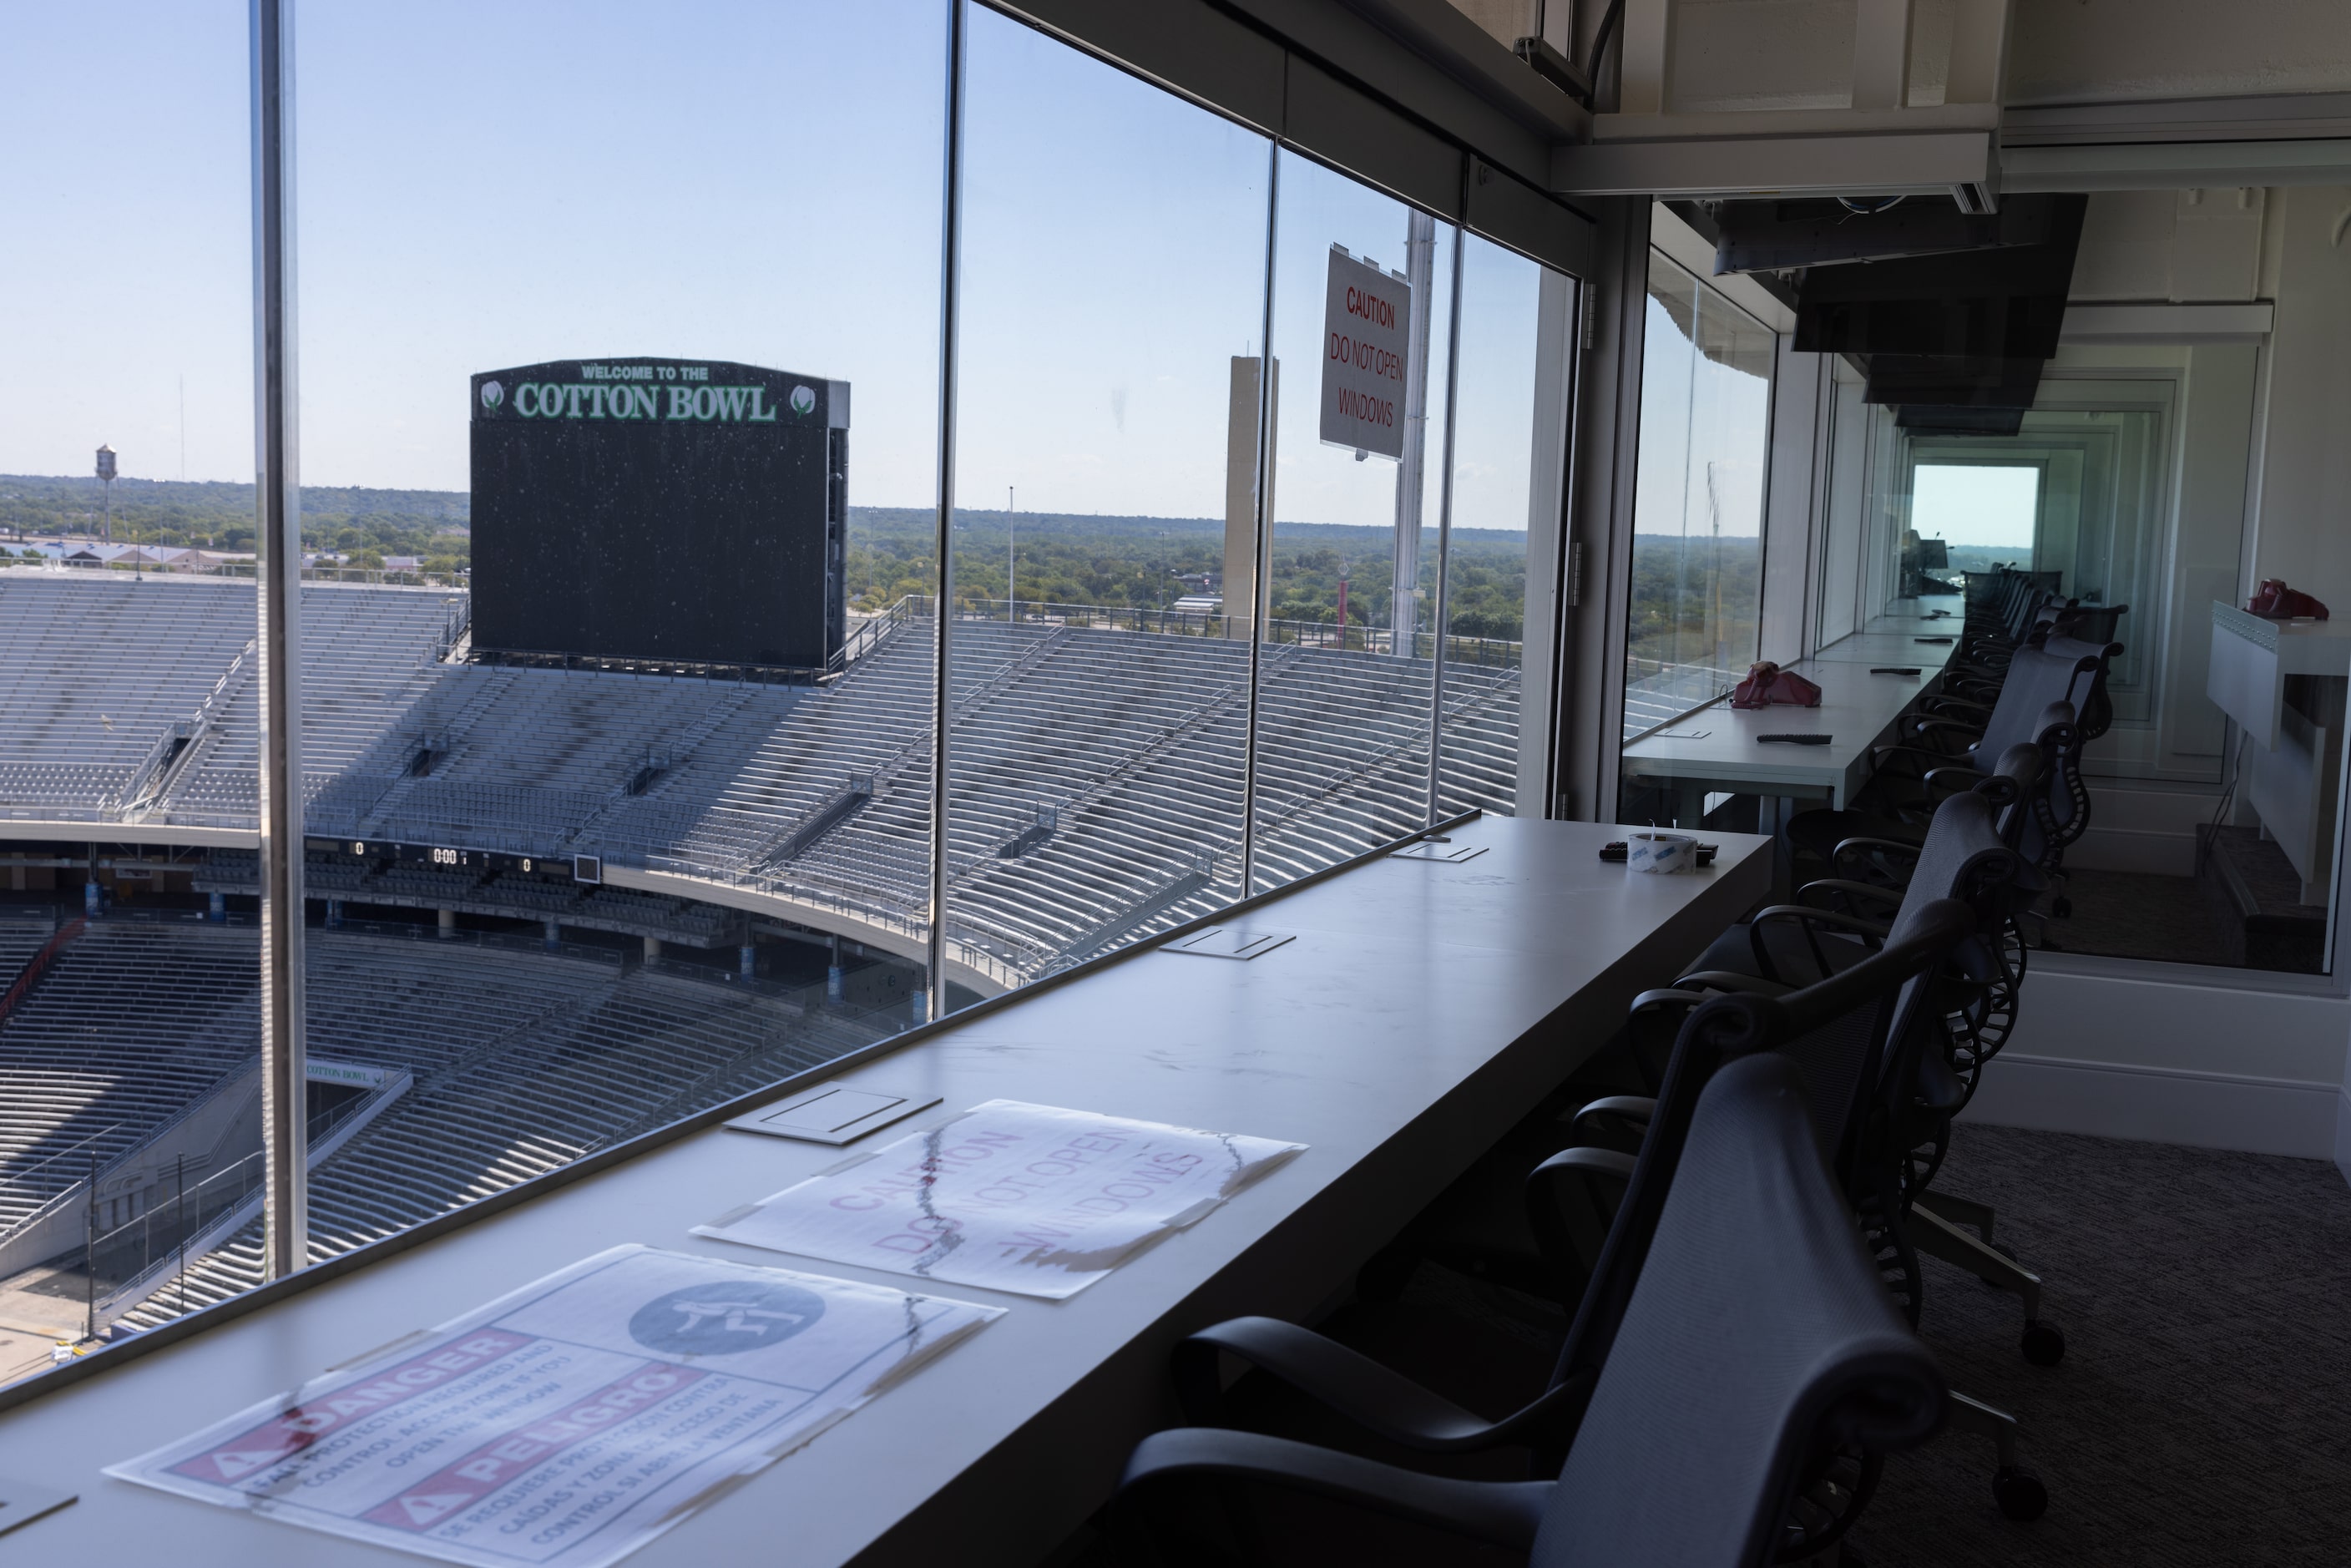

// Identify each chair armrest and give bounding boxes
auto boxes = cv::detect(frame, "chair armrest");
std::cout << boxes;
[1740,903,1888,979]
[1526,1146,1639,1321]
[1568,1095,1656,1151]
[1116,1428,1554,1554]
[1868,744,1969,778]
[1830,836,1923,866]
[1796,878,1902,920]
[1921,695,1992,717]
[1921,766,1983,794]
[1669,969,1795,998]
[1174,1318,1591,1452]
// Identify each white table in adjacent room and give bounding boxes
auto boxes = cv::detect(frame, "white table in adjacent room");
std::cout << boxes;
[1802,630,1961,668]
[1620,659,1939,826]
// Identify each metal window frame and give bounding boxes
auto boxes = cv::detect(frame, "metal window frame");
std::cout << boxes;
[43,0,1598,1393]
[250,0,307,1282]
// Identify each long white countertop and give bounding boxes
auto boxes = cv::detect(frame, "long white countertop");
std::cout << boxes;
[0,815,1770,1567]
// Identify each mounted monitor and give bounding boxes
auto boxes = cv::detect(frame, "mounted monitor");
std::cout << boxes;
[1792,195,2089,361]
[469,357,848,671]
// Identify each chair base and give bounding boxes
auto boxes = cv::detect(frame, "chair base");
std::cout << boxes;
[1904,1200,2064,1364]
[1946,1392,2049,1521]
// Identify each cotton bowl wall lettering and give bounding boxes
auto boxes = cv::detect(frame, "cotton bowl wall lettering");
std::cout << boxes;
[469,357,850,670]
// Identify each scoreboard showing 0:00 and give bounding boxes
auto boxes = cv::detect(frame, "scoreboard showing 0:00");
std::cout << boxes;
[389,843,545,876]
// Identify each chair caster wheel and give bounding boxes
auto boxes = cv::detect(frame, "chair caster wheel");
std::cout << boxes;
[1356,1248,1416,1303]
[2051,897,2073,918]
[2022,1321,2065,1366]
[1993,1464,2048,1521]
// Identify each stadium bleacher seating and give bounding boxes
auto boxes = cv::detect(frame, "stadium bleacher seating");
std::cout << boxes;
[0,923,262,1231]
[0,577,1522,984]
[0,916,897,1323]
[94,929,897,1326]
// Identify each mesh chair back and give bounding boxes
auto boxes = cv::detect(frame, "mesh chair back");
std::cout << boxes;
[1780,898,1975,1186]
[1893,791,2020,936]
[1980,741,2044,851]
[2041,630,2125,741]
[1537,1054,1948,1568]
[1967,641,2099,771]
[1546,913,1965,1397]
[2047,604,2128,646]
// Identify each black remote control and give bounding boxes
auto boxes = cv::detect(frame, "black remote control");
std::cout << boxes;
[1600,841,1720,866]
[1870,666,1922,675]
[1914,635,1954,644]
[1757,733,1832,745]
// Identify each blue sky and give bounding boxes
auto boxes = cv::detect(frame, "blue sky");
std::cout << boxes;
[1912,463,2040,549]
[1631,260,1772,541]
[0,0,1551,531]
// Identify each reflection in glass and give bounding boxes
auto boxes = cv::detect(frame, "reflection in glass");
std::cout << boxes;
[78,0,951,1324]
[1251,152,1456,891]
[1624,250,1774,739]
[0,0,259,1378]
[943,9,1272,994]
[1437,235,1562,818]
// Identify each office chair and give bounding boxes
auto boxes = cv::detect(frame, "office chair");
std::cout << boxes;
[1788,721,2070,1098]
[2040,630,2125,743]
[1625,894,2055,1520]
[1119,1052,1949,1568]
[1176,914,1971,1560]
[1680,795,2069,1389]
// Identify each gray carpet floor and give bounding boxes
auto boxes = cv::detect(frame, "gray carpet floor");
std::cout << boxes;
[1052,1124,2351,1565]
[1848,1123,2351,1566]
[2040,867,2243,967]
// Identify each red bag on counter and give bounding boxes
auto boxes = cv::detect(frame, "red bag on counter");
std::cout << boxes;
[1730,661,1823,711]
[2247,579,2329,620]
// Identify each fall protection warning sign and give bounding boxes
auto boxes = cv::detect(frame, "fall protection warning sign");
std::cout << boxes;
[107,1246,999,1567]
[692,1100,1307,1299]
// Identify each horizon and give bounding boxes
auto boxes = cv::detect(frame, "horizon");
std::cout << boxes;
[1,2,1545,536]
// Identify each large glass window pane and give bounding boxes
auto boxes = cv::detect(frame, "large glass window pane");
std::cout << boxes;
[943,9,1272,994]
[1252,153,1457,890]
[0,1,257,1379]
[1437,235,1566,818]
[1623,250,1773,741]
[1897,388,2306,974]
[110,0,951,1322]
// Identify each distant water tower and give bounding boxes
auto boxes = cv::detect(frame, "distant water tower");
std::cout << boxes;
[94,444,117,544]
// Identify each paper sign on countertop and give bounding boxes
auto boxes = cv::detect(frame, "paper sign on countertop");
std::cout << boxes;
[694,1100,1307,1299]
[109,1246,999,1568]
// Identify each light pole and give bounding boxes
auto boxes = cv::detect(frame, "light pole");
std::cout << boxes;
[1006,485,1016,623]
[95,445,116,546]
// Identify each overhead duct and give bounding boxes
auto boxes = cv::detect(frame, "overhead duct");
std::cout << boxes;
[1895,405,2028,438]
[1792,195,2088,361]
[1790,195,2087,423]
[1709,195,2078,276]
[1860,352,2047,410]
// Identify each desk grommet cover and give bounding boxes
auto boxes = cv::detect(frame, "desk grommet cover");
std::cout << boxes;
[723,1083,945,1146]
[1162,926,1297,960]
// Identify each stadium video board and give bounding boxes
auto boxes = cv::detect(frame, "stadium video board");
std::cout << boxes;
[470,357,847,670]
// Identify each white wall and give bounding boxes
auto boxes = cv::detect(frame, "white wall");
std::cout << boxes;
[2006,0,2351,106]
[1581,0,2351,116]
[2245,185,2351,604]
[1803,182,2351,1167]
[1962,959,2348,1160]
